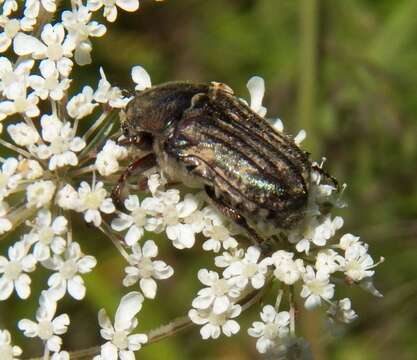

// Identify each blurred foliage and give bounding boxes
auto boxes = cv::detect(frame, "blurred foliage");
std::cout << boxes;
[2,0,417,359]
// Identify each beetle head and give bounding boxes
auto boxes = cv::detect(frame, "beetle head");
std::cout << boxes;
[124,82,208,137]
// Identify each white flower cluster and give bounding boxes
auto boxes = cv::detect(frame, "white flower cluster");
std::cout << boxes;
[0,0,383,358]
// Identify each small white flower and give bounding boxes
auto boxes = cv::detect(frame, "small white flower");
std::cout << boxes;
[56,184,79,210]
[342,243,377,282]
[43,242,97,301]
[0,241,36,300]
[214,249,245,269]
[95,140,128,176]
[123,240,173,299]
[290,216,343,254]
[192,269,240,315]
[26,180,56,208]
[76,181,115,226]
[30,114,86,170]
[18,292,69,352]
[87,0,139,23]
[0,91,39,120]
[0,329,22,359]
[271,250,304,285]
[0,201,12,234]
[62,6,106,65]
[7,122,39,147]
[17,159,44,180]
[300,266,334,309]
[0,17,23,53]
[66,85,97,119]
[189,303,241,339]
[315,249,344,275]
[0,57,33,100]
[202,216,238,253]
[327,298,357,324]
[29,61,71,100]
[24,209,67,261]
[0,157,21,199]
[13,23,74,76]
[94,68,128,108]
[96,292,148,360]
[165,194,201,249]
[338,233,361,250]
[131,65,151,91]
[246,76,267,117]
[223,246,270,290]
[248,305,290,354]
[111,195,146,246]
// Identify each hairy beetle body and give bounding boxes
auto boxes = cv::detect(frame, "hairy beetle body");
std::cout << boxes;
[120,81,312,236]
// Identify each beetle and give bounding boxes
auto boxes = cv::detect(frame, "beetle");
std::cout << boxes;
[113,81,321,244]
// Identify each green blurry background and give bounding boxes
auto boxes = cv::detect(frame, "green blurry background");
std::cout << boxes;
[2,0,417,359]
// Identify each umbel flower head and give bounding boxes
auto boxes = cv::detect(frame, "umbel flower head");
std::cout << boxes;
[0,0,383,359]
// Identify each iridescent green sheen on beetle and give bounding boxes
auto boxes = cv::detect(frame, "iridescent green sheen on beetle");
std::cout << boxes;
[113,81,318,244]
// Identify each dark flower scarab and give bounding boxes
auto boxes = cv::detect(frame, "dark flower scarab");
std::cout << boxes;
[114,81,322,245]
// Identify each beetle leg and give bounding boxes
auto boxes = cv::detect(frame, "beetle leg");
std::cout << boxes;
[112,153,157,208]
[204,186,265,247]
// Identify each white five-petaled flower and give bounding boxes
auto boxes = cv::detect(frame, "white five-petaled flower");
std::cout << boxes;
[18,292,69,352]
[342,243,378,282]
[202,208,238,252]
[0,16,22,53]
[164,193,202,249]
[66,85,98,119]
[43,242,97,301]
[123,240,173,299]
[290,215,344,254]
[0,240,36,300]
[62,5,106,65]
[192,269,240,315]
[30,114,86,170]
[248,305,290,354]
[0,57,33,100]
[76,181,115,226]
[300,266,334,309]
[26,180,56,208]
[29,61,71,100]
[14,23,74,77]
[0,329,22,360]
[95,140,128,176]
[94,68,128,108]
[338,233,362,250]
[24,209,67,261]
[0,89,39,120]
[87,0,140,23]
[271,250,305,285]
[223,246,270,290]
[189,303,241,339]
[111,195,146,246]
[214,249,245,269]
[0,157,21,199]
[327,298,357,324]
[95,292,148,360]
[315,249,344,275]
[8,122,40,147]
